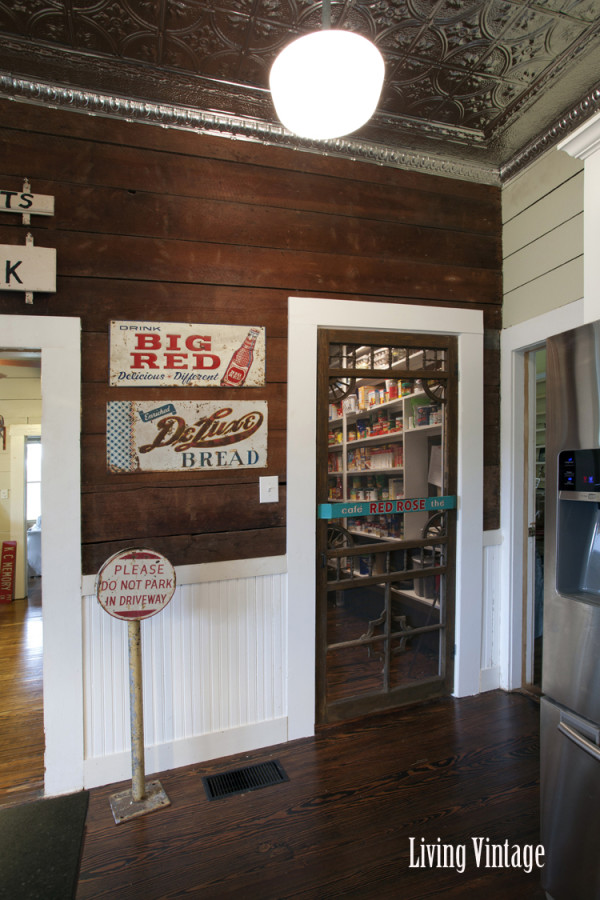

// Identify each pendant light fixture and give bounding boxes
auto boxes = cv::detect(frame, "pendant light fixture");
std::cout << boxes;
[269,0,384,141]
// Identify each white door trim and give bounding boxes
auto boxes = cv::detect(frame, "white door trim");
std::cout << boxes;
[0,315,82,795]
[499,299,585,690]
[287,298,484,740]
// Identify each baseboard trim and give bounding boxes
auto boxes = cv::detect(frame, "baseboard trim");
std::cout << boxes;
[83,717,289,789]
[480,666,501,692]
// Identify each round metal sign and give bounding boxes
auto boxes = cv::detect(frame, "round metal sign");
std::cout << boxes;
[96,548,176,621]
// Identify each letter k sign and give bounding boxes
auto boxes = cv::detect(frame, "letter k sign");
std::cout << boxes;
[5,259,23,284]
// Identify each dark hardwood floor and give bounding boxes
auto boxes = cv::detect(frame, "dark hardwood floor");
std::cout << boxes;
[0,579,544,897]
[78,691,544,899]
[0,577,44,807]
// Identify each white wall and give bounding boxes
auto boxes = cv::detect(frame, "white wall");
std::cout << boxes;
[502,150,584,328]
[81,560,287,788]
[499,122,600,691]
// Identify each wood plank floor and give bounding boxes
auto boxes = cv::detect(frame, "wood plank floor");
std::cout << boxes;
[0,578,44,807]
[78,691,544,899]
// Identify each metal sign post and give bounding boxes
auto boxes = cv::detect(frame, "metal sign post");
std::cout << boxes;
[95,548,176,824]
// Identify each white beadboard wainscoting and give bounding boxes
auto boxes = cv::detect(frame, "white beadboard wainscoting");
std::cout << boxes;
[81,559,288,789]
[480,531,503,692]
[80,536,503,790]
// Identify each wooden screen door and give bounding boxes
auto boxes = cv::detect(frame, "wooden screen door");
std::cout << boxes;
[316,329,458,724]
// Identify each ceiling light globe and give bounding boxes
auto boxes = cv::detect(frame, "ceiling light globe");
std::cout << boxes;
[269,29,385,140]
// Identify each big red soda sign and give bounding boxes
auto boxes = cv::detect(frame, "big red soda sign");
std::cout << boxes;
[96,549,176,621]
[110,321,265,387]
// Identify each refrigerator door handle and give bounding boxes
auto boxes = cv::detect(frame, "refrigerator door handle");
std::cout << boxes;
[558,720,600,762]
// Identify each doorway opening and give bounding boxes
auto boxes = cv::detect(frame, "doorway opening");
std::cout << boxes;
[523,345,546,693]
[316,329,458,723]
[0,314,82,797]
[0,351,44,803]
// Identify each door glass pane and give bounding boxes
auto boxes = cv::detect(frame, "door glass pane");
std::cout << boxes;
[319,333,454,721]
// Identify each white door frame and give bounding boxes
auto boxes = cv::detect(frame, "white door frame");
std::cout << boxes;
[499,299,585,690]
[523,350,538,686]
[287,298,484,741]
[0,315,82,796]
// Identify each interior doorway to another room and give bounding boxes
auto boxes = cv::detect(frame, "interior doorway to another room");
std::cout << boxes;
[0,352,44,803]
[0,314,83,798]
[523,345,546,693]
[316,329,458,723]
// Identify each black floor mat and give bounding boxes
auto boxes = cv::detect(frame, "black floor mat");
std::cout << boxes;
[0,790,89,900]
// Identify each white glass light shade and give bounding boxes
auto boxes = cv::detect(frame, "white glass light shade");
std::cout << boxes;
[269,29,384,140]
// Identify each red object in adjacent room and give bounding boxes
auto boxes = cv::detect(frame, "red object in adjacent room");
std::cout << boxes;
[0,541,17,603]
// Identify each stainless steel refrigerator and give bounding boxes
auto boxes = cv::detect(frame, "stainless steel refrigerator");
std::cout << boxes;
[542,321,600,899]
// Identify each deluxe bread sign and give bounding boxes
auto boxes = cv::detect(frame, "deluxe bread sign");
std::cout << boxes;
[107,399,268,473]
[96,549,176,621]
[110,321,265,387]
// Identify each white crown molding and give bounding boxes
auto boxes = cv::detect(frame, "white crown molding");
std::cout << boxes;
[558,111,600,159]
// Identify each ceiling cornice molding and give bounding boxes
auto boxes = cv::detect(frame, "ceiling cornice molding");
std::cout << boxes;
[0,71,500,186]
[2,71,600,188]
[500,84,600,181]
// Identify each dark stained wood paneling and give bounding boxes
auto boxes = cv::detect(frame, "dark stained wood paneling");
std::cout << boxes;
[0,128,500,234]
[0,227,500,305]
[2,98,499,202]
[0,98,503,570]
[22,279,290,334]
[0,180,502,270]
[82,527,286,574]
[81,483,285,542]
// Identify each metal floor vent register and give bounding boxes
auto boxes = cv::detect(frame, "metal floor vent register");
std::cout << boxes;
[202,759,289,801]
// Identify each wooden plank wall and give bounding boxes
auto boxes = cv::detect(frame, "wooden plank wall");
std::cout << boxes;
[502,150,584,328]
[0,99,502,573]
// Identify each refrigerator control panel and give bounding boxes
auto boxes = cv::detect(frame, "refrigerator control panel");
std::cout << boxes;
[559,449,600,495]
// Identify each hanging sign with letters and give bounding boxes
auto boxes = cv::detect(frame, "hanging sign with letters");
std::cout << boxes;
[109,321,266,387]
[318,495,457,519]
[107,399,268,473]
[0,240,56,293]
[0,188,54,217]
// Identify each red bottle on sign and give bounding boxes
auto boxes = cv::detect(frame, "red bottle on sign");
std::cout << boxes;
[220,328,260,386]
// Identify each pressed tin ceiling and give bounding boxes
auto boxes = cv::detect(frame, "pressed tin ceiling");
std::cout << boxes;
[1,1,600,183]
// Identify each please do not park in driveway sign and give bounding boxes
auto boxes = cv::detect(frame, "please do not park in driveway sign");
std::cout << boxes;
[96,548,176,621]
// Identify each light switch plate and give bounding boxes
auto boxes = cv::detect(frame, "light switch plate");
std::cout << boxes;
[259,475,279,503]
